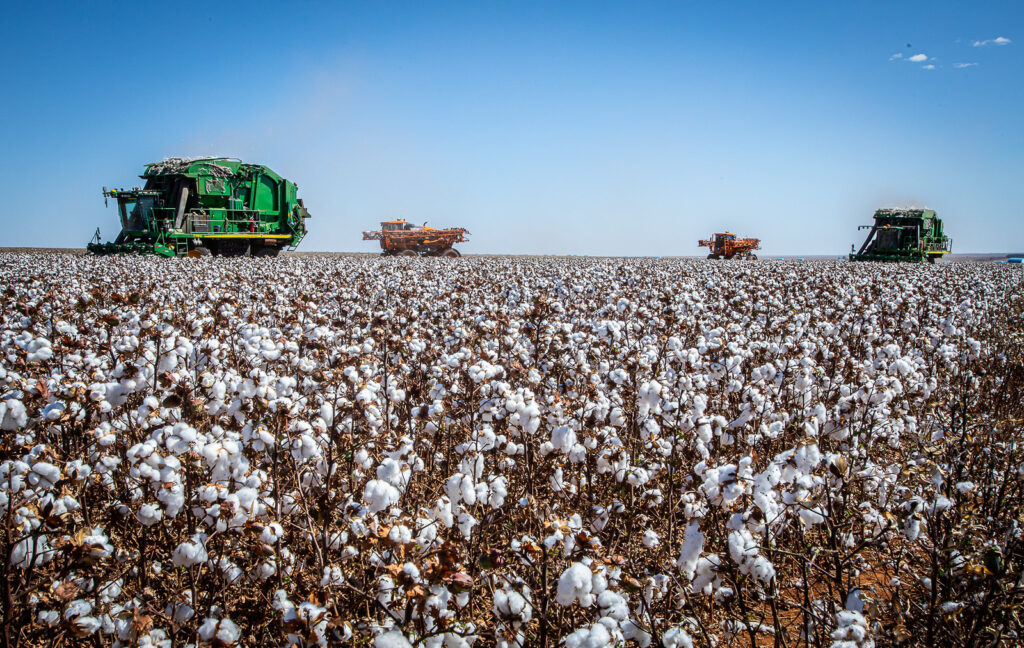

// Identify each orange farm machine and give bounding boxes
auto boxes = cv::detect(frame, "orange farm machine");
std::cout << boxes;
[699,232,760,260]
[363,219,469,257]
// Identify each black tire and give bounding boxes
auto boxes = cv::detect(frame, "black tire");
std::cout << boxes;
[707,254,718,260]
[439,248,460,258]
[253,247,280,258]
[220,240,251,257]
[400,249,418,257]
[748,254,757,260]
[194,246,212,257]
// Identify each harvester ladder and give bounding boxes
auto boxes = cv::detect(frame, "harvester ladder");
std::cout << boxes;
[174,239,188,257]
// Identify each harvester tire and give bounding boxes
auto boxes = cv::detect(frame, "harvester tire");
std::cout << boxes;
[400,250,418,257]
[191,246,213,257]
[707,254,718,260]
[440,248,460,258]
[748,254,757,260]
[253,247,280,258]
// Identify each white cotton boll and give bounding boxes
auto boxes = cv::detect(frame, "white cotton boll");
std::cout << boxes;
[42,401,66,421]
[388,525,413,545]
[321,566,345,587]
[137,503,163,527]
[0,399,29,430]
[10,536,56,569]
[955,481,975,493]
[377,457,411,490]
[37,610,60,627]
[172,536,208,567]
[621,620,652,647]
[197,617,240,645]
[662,626,694,648]
[676,521,705,580]
[929,495,952,515]
[904,516,922,542]
[562,618,622,648]
[609,407,626,426]
[260,523,284,545]
[751,555,776,583]
[550,425,577,453]
[488,476,508,508]
[728,529,758,566]
[64,599,94,619]
[457,512,477,539]
[597,590,629,621]
[70,616,101,636]
[642,529,659,548]
[798,506,826,527]
[28,462,62,489]
[556,562,595,607]
[170,601,196,623]
[830,610,872,647]
[494,587,532,624]
[691,554,721,593]
[363,479,400,514]
[794,441,821,474]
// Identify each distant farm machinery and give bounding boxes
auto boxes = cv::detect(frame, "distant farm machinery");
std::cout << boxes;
[699,232,760,260]
[850,208,952,263]
[363,219,469,257]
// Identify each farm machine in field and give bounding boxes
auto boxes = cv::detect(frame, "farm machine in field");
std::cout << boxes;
[699,232,761,260]
[849,208,952,263]
[88,157,310,257]
[363,219,469,257]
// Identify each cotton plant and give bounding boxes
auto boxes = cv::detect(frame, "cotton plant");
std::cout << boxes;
[0,253,1019,647]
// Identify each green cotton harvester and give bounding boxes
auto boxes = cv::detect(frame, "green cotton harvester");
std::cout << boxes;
[88,157,310,257]
[849,208,952,263]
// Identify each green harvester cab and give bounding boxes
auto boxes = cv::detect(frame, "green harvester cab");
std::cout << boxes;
[849,208,952,263]
[88,157,310,257]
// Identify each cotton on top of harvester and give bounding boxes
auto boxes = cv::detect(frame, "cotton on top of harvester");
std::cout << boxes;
[699,232,761,259]
[88,157,310,257]
[363,219,469,257]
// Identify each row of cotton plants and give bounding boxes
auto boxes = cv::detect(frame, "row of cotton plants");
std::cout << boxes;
[1,252,1022,648]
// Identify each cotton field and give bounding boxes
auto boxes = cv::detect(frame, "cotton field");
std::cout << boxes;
[2,252,1023,648]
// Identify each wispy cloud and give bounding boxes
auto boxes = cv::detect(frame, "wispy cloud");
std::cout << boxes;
[890,52,933,68]
[953,62,978,69]
[973,36,1011,47]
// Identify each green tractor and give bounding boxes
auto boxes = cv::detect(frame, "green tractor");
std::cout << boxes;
[88,157,310,257]
[849,208,952,263]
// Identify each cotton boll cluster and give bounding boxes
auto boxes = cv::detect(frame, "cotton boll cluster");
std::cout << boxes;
[0,253,1020,647]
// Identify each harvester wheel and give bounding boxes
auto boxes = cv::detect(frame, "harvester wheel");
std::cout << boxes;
[748,254,757,260]
[190,246,212,258]
[439,248,460,258]
[219,241,251,257]
[253,247,280,258]
[400,249,418,257]
[707,254,718,260]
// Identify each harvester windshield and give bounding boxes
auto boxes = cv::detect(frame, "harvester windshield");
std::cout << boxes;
[119,195,155,232]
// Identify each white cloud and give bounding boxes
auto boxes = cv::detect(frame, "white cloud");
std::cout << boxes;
[953,62,978,69]
[973,36,1011,47]
[889,52,903,60]
[922,64,936,70]
[908,53,929,62]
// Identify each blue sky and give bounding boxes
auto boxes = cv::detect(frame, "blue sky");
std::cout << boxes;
[1,1,1020,255]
